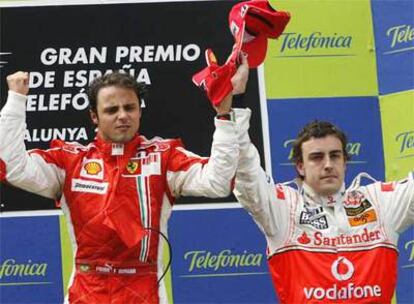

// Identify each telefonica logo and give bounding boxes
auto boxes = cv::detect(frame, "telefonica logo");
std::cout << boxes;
[282,139,363,164]
[386,25,414,48]
[183,249,263,272]
[395,131,414,158]
[0,259,48,279]
[402,239,414,269]
[384,25,414,55]
[279,32,353,54]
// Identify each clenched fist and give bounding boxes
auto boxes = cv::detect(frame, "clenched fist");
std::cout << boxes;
[7,71,29,96]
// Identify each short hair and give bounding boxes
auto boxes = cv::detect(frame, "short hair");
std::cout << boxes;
[292,120,350,177]
[87,71,147,113]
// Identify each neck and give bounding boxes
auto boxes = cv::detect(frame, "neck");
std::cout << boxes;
[302,183,346,207]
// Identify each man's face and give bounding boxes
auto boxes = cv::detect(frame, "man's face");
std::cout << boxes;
[90,86,141,143]
[296,135,346,196]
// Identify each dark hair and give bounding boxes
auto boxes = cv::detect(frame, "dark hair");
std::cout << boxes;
[87,71,147,113]
[292,120,350,178]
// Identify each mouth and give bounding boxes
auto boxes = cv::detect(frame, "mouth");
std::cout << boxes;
[116,125,130,131]
[321,175,338,180]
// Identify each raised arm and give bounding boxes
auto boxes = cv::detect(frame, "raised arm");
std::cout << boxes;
[166,55,249,198]
[232,55,289,237]
[0,71,65,199]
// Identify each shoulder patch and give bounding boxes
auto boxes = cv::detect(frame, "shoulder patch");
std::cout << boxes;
[0,159,7,182]
[381,182,395,192]
[140,136,181,152]
[275,184,285,200]
[52,140,88,154]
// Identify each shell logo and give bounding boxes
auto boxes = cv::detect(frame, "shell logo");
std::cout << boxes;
[84,162,102,175]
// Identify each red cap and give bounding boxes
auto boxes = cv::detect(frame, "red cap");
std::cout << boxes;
[229,0,291,68]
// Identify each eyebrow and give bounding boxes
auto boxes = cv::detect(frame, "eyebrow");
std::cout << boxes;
[102,102,137,110]
[308,149,343,156]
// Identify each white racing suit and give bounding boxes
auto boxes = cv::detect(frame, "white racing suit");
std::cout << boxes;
[234,108,414,303]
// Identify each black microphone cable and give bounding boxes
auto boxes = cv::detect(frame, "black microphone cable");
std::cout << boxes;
[144,227,172,285]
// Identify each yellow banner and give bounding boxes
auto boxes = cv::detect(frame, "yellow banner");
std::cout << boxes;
[265,0,378,98]
[380,90,414,181]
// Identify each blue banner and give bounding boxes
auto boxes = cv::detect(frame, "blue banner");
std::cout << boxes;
[0,216,63,304]
[397,226,414,302]
[169,207,277,303]
[371,0,414,94]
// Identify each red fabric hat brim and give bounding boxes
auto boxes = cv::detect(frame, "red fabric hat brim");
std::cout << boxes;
[241,32,267,68]
[229,0,290,67]
[192,49,236,106]
[245,9,290,39]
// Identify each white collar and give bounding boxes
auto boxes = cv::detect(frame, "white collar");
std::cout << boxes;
[301,182,346,208]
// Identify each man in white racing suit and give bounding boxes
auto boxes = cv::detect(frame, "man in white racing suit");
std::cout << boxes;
[234,115,414,303]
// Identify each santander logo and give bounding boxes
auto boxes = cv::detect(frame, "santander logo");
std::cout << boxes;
[331,257,354,281]
[297,232,311,244]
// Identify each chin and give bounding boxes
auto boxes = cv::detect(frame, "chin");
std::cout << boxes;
[320,185,341,196]
[111,135,133,143]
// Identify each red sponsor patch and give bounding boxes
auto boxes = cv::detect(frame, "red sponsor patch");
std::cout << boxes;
[230,176,236,191]
[0,159,7,182]
[297,232,311,244]
[381,182,394,192]
[275,184,285,200]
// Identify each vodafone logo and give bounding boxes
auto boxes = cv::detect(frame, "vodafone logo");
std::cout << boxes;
[303,256,382,300]
[331,257,354,281]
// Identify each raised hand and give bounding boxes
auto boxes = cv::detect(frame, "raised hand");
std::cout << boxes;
[7,71,29,96]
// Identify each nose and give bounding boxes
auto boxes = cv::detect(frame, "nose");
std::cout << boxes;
[323,155,333,171]
[117,108,128,121]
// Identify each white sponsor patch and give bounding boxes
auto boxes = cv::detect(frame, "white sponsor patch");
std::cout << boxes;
[111,144,124,156]
[80,158,104,180]
[142,152,161,176]
[71,178,108,194]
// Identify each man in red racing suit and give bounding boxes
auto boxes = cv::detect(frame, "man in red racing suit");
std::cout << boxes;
[0,66,247,304]
[234,113,414,303]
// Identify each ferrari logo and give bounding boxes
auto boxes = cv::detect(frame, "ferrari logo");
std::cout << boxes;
[126,161,139,174]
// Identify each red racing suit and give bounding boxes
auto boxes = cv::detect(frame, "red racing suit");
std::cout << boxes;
[0,91,240,304]
[233,109,414,303]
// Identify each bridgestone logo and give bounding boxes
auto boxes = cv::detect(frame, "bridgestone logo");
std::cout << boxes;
[71,179,108,194]
[304,283,382,300]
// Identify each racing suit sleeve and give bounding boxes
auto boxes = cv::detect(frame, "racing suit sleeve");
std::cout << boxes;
[371,172,414,234]
[0,91,65,199]
[166,112,239,198]
[232,108,288,238]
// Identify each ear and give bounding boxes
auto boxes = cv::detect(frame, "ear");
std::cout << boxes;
[296,161,305,177]
[90,110,98,125]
